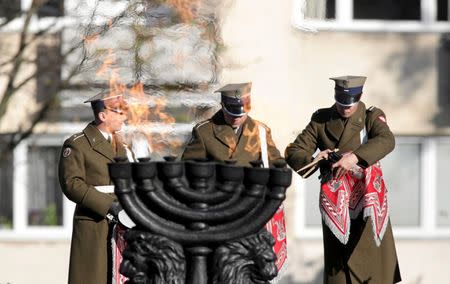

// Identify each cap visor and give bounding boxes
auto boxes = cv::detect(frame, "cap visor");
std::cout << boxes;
[222,106,247,117]
[335,100,358,107]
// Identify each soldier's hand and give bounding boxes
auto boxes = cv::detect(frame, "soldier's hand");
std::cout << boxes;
[331,153,358,179]
[107,201,122,222]
[313,149,333,163]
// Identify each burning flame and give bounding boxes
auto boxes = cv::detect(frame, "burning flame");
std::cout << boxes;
[85,28,182,159]
[165,0,200,23]
[127,83,149,125]
[84,33,99,45]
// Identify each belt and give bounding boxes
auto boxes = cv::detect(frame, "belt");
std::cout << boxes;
[95,185,115,193]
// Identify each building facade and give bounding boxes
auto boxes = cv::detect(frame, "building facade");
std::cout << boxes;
[1,0,450,283]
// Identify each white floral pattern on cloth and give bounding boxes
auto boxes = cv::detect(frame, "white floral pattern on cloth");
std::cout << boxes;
[320,162,389,246]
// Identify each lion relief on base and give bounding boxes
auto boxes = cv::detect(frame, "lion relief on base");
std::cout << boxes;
[212,229,278,284]
[120,229,186,284]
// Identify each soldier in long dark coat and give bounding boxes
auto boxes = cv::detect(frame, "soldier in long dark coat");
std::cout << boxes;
[182,82,288,280]
[182,82,284,167]
[285,76,401,284]
[58,91,129,284]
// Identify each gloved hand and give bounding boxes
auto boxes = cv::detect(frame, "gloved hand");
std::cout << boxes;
[328,151,342,164]
[318,151,343,182]
[107,201,122,222]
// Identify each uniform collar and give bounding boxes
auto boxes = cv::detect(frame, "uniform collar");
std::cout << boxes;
[98,128,111,141]
[325,105,345,141]
[212,111,256,156]
[337,102,366,150]
[83,123,115,161]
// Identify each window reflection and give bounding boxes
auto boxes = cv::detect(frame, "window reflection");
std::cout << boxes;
[27,146,63,226]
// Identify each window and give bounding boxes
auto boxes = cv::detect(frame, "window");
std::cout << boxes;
[293,0,450,32]
[0,140,14,230]
[0,1,21,20]
[294,136,450,239]
[37,0,64,18]
[438,0,449,21]
[0,135,75,240]
[354,0,421,21]
[436,138,450,226]
[27,145,63,226]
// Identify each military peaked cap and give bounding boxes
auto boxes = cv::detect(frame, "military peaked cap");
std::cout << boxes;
[330,75,366,106]
[216,82,252,117]
[84,89,129,113]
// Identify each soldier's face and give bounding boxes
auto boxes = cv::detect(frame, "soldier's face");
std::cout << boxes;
[336,102,359,118]
[223,111,248,128]
[104,108,127,133]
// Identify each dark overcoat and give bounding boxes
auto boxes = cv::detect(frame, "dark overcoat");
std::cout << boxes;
[182,110,284,167]
[285,102,401,284]
[58,123,127,284]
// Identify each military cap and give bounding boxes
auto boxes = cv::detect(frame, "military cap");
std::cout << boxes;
[330,75,366,106]
[84,89,129,113]
[216,82,252,117]
[83,90,124,103]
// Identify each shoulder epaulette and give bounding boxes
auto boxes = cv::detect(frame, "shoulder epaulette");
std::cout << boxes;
[312,107,330,117]
[194,119,210,130]
[71,133,85,142]
[254,119,269,129]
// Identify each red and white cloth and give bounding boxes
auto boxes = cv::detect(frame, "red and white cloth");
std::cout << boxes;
[320,162,389,246]
[265,205,288,283]
[111,224,128,284]
[259,123,288,282]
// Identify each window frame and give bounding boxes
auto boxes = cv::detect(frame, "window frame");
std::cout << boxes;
[292,0,450,32]
[294,136,450,240]
[0,133,75,241]
[0,0,130,33]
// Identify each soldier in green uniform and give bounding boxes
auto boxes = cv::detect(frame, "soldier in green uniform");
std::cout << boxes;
[58,91,129,284]
[285,76,401,284]
[182,82,284,167]
[182,83,289,279]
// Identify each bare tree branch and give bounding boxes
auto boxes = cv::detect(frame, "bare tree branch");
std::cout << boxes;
[2,0,133,153]
[0,1,42,119]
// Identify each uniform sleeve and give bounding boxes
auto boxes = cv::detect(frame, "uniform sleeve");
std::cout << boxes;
[264,126,284,167]
[58,140,114,218]
[181,126,207,161]
[353,108,395,167]
[285,117,319,173]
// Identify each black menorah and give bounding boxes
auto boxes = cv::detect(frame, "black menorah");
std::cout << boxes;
[108,157,292,284]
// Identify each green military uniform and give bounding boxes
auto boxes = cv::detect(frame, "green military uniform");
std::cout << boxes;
[58,123,127,284]
[182,110,284,167]
[285,102,401,283]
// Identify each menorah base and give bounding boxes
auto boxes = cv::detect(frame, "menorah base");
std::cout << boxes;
[119,229,278,284]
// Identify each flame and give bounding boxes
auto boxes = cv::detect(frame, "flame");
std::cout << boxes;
[124,81,181,156]
[96,49,116,78]
[86,24,181,158]
[173,51,188,68]
[127,83,149,125]
[165,0,200,22]
[84,33,99,45]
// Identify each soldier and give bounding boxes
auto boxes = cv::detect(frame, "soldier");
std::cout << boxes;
[58,90,130,284]
[285,76,401,284]
[181,83,288,281]
[182,82,284,167]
